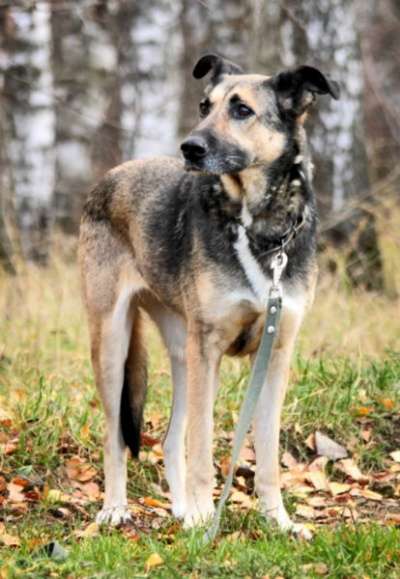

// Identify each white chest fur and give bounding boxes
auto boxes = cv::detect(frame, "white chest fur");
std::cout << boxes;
[233,224,271,307]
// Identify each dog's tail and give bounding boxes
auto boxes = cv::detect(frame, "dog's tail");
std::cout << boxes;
[120,310,147,458]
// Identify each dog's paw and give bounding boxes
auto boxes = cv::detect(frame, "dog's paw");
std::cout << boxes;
[96,505,132,526]
[290,522,313,541]
[261,502,313,540]
[183,498,214,529]
[171,498,187,520]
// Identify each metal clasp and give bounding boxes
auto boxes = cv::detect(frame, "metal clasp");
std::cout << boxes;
[270,251,288,295]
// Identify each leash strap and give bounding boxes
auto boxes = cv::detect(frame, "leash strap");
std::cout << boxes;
[205,252,287,542]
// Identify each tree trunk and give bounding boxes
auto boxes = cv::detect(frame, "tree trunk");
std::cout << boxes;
[2,3,56,262]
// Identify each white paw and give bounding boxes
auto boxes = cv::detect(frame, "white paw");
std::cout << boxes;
[261,502,313,540]
[171,498,187,519]
[183,498,215,529]
[96,505,132,526]
[290,522,313,541]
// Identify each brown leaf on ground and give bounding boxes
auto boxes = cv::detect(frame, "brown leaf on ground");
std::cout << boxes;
[351,488,383,502]
[0,476,6,493]
[7,482,25,503]
[10,476,30,489]
[141,432,160,448]
[0,522,20,547]
[315,431,348,460]
[0,437,18,455]
[219,455,231,477]
[281,451,298,468]
[74,522,99,538]
[230,489,253,508]
[328,482,352,496]
[141,496,170,510]
[337,458,369,482]
[65,456,97,483]
[361,428,372,442]
[296,504,316,519]
[305,470,329,491]
[305,432,316,450]
[78,481,101,501]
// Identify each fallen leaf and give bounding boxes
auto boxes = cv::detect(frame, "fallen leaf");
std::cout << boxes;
[80,424,90,440]
[74,522,99,538]
[295,504,316,519]
[230,490,253,508]
[142,496,170,510]
[384,513,400,525]
[141,433,160,448]
[7,482,25,503]
[308,456,329,471]
[0,439,18,455]
[306,496,328,508]
[281,451,298,468]
[305,432,316,451]
[305,470,329,491]
[361,429,372,442]
[79,481,100,500]
[10,477,30,489]
[145,553,164,571]
[355,406,373,417]
[356,488,383,502]
[315,432,348,460]
[338,458,368,482]
[380,398,395,410]
[0,476,6,493]
[66,457,97,483]
[328,482,351,496]
[0,533,20,547]
[47,489,63,503]
[302,563,329,576]
[219,455,231,477]
[389,450,400,463]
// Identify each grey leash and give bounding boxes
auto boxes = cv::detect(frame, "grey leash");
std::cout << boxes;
[205,250,288,542]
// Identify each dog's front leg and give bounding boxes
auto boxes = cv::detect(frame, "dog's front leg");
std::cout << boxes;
[184,324,220,528]
[163,353,187,519]
[253,301,312,539]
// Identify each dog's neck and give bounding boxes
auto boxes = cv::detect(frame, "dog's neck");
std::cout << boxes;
[220,136,309,215]
[198,135,313,258]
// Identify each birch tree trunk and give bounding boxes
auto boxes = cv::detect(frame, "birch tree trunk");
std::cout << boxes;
[2,2,55,262]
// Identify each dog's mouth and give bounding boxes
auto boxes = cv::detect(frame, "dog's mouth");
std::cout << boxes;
[182,155,251,176]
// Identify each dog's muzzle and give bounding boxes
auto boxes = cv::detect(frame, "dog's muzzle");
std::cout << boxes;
[180,136,208,169]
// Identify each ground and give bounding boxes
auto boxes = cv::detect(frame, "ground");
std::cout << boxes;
[0,253,399,578]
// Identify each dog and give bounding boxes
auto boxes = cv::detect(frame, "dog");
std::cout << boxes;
[79,54,339,536]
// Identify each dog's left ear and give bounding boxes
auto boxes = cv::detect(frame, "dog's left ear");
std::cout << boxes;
[193,53,243,85]
[272,65,340,117]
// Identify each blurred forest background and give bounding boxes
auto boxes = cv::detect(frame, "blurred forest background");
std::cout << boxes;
[0,0,399,295]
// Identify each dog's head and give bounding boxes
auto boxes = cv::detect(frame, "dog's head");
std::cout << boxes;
[180,53,339,175]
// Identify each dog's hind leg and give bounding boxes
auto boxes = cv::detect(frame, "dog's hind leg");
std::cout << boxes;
[253,295,312,539]
[89,284,144,526]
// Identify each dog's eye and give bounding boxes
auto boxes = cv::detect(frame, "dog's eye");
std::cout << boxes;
[232,103,254,120]
[199,99,211,118]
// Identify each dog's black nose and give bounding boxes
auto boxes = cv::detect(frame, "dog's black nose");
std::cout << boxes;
[180,136,208,162]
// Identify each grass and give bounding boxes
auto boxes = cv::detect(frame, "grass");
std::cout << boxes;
[0,253,399,578]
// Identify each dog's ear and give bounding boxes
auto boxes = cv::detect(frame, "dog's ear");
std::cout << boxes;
[272,65,340,117]
[193,53,243,85]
